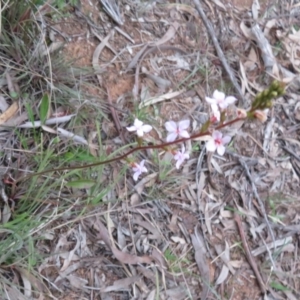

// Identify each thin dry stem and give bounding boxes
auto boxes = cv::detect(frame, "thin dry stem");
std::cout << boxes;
[193,0,244,105]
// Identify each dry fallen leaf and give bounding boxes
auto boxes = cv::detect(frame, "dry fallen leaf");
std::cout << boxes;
[0,102,18,125]
[191,226,210,300]
[94,218,153,265]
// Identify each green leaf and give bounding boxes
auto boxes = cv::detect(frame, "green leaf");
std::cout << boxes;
[39,93,50,124]
[270,282,290,291]
[25,103,35,125]
[66,180,96,189]
[10,91,19,99]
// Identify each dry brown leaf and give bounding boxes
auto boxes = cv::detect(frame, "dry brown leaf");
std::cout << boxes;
[66,274,88,289]
[191,226,210,300]
[102,276,140,292]
[151,247,168,269]
[5,285,28,300]
[251,236,293,256]
[165,286,188,299]
[117,224,126,250]
[216,264,229,285]
[134,172,158,195]
[132,219,161,239]
[94,218,153,265]
[92,30,114,74]
[240,21,253,39]
[0,102,18,125]
[165,3,199,18]
[152,22,180,47]
[251,0,260,20]
[60,233,80,272]
[294,100,300,121]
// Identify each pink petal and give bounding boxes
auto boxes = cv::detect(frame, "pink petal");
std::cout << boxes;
[174,153,180,160]
[179,130,190,139]
[132,165,140,172]
[178,119,190,130]
[218,102,228,110]
[213,90,225,101]
[212,130,222,140]
[217,145,226,156]
[133,171,140,181]
[165,121,177,132]
[166,132,178,142]
[211,103,219,114]
[126,125,137,132]
[206,139,216,152]
[142,124,152,133]
[175,159,182,169]
[134,118,143,128]
[211,104,220,121]
[139,160,145,168]
[205,97,217,105]
[222,135,231,145]
[225,96,237,105]
[136,128,144,136]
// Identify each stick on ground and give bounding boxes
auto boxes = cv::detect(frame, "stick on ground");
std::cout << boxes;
[234,213,267,294]
[193,0,245,105]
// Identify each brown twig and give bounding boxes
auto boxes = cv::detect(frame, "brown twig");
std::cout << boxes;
[106,86,126,144]
[193,0,244,105]
[234,213,267,294]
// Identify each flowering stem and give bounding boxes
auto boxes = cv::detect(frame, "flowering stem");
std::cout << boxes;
[17,116,244,183]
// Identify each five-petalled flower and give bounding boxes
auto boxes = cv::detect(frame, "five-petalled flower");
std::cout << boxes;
[126,118,152,137]
[132,160,148,181]
[206,90,237,111]
[206,130,231,156]
[173,144,190,169]
[165,120,190,142]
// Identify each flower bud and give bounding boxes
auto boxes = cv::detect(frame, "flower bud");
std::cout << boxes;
[270,91,278,97]
[254,109,269,123]
[237,108,247,119]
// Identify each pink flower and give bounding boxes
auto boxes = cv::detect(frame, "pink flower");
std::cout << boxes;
[132,160,147,181]
[126,118,152,137]
[210,103,220,123]
[165,120,190,142]
[253,109,269,123]
[173,144,190,169]
[206,130,231,156]
[206,90,237,110]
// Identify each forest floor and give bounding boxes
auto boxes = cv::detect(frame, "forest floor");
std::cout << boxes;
[0,0,300,299]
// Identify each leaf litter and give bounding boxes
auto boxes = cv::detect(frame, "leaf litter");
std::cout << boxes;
[1,0,300,299]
